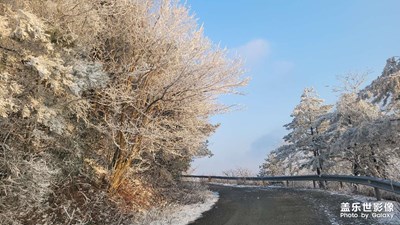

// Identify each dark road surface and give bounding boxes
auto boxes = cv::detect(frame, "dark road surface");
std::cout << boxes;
[190,184,383,225]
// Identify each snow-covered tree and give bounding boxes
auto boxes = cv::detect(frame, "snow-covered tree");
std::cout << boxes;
[283,88,332,176]
[0,1,246,221]
[356,57,400,178]
[361,57,400,115]
[327,72,393,178]
[260,149,284,176]
[261,57,400,188]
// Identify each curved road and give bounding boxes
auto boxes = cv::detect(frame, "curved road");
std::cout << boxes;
[190,184,386,225]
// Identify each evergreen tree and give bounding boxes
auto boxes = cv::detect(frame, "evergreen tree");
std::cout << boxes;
[283,88,332,176]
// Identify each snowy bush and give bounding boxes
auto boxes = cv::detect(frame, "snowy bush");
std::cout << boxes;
[0,0,245,223]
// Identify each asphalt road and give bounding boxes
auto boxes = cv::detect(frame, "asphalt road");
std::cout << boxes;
[189,184,383,225]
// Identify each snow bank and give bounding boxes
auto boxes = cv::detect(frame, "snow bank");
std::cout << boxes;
[209,182,262,188]
[135,190,219,225]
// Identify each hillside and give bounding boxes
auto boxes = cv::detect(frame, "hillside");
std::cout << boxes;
[0,1,245,224]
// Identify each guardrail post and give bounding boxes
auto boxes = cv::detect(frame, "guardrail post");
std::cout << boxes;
[374,187,382,201]
[340,181,343,189]
[313,180,316,188]
[208,176,211,183]
[353,183,358,193]
[286,180,289,187]
[318,181,325,189]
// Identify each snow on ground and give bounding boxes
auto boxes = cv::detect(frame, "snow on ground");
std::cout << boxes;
[346,193,400,225]
[208,182,262,188]
[296,187,400,225]
[135,190,219,225]
[302,188,400,224]
[285,186,400,225]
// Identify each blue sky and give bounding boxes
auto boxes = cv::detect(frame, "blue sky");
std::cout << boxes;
[186,0,400,175]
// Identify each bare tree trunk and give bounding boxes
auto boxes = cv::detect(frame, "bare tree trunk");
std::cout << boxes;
[108,135,142,193]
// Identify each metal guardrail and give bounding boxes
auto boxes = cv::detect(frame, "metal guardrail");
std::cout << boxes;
[182,174,400,200]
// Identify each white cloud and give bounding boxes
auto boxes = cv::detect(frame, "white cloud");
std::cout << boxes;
[233,39,270,67]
